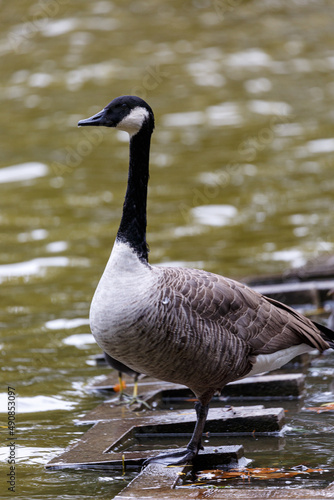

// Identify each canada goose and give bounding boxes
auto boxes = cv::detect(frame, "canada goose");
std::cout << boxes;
[78,95,334,466]
[103,352,141,404]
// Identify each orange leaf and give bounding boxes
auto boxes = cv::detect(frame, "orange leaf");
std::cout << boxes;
[304,404,334,413]
[197,466,327,482]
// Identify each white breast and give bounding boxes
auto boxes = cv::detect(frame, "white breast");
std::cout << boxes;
[89,240,156,352]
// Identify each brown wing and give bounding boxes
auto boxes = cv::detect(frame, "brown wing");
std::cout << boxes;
[259,294,332,351]
[160,267,330,352]
[151,266,330,398]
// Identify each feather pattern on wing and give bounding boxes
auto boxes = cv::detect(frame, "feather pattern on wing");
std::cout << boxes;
[100,263,331,404]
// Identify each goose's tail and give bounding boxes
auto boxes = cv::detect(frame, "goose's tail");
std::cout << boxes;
[312,320,334,349]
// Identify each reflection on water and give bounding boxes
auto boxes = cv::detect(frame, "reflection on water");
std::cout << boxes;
[1,0,334,497]
[0,393,76,413]
[0,162,48,183]
[0,256,70,281]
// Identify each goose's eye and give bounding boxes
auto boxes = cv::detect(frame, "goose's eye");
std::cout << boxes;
[121,103,128,109]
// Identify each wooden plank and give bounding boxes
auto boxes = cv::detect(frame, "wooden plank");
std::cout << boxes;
[46,406,284,470]
[252,279,334,294]
[224,373,305,399]
[114,462,334,500]
[250,279,334,307]
[113,447,246,497]
[88,373,306,401]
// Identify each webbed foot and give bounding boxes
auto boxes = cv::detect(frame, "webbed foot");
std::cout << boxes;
[128,396,151,409]
[142,447,198,467]
[111,393,151,409]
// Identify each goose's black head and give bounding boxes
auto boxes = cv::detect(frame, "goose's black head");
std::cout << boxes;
[78,95,154,137]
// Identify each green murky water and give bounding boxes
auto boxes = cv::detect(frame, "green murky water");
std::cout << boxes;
[1,0,334,497]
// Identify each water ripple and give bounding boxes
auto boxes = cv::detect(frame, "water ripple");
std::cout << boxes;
[0,257,70,281]
[0,162,48,184]
[45,318,90,331]
[0,394,76,413]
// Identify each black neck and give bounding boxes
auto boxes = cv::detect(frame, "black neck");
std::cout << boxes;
[116,127,152,262]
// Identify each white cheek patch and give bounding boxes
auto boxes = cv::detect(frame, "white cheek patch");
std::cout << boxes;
[117,107,150,136]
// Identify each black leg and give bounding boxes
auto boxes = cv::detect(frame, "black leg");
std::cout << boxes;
[186,401,208,453]
[142,402,209,467]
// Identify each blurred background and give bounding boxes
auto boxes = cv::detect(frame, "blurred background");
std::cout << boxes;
[0,0,333,497]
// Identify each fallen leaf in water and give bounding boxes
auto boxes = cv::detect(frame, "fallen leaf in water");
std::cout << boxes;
[195,466,327,482]
[304,402,334,413]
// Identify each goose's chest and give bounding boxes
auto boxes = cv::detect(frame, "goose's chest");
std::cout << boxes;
[89,242,156,351]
